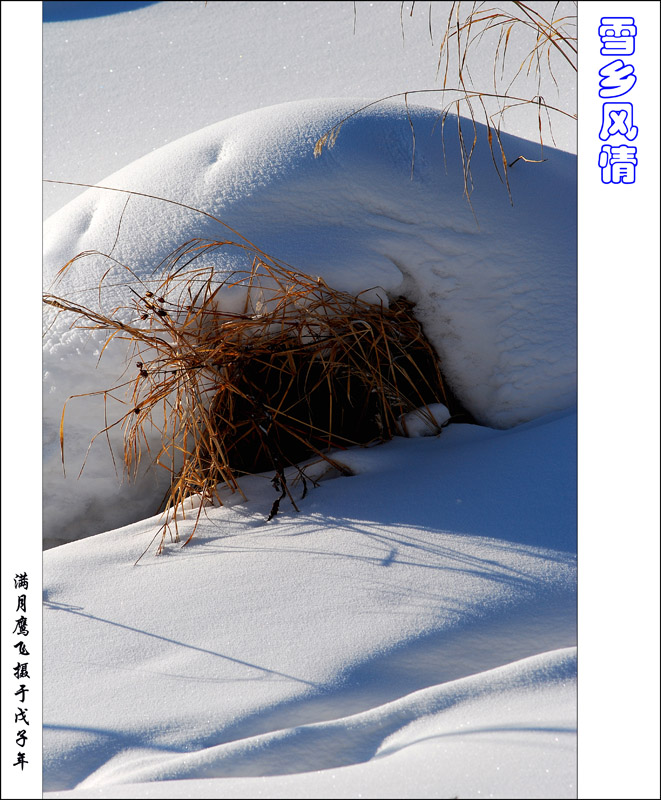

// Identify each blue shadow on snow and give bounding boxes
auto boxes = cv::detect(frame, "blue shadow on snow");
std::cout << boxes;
[43,1,160,22]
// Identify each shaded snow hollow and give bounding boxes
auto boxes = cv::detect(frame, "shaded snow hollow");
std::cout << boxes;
[43,99,576,547]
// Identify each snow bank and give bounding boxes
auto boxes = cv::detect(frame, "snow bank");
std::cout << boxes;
[43,99,576,546]
[43,411,576,796]
[43,0,577,219]
[46,649,577,799]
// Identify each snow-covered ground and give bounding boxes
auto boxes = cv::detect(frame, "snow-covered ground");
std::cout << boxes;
[1,2,659,798]
[42,411,578,797]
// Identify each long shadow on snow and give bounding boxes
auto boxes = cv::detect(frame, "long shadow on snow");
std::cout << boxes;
[44,598,319,688]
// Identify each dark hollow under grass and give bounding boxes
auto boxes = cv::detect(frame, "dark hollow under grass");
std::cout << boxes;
[45,234,462,556]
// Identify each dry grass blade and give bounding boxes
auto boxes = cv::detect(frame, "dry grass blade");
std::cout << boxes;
[317,2,576,207]
[313,86,574,209]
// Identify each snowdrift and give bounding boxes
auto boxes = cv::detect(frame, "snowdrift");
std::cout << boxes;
[43,411,576,796]
[43,99,576,547]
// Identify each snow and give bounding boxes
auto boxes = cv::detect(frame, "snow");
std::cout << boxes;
[27,0,623,797]
[43,98,576,547]
[43,412,577,797]
[42,0,577,220]
[396,402,451,437]
[45,650,577,798]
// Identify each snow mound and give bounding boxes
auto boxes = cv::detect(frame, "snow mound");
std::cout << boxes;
[43,99,576,545]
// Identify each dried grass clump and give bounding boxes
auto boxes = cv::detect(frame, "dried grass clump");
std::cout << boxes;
[45,233,451,557]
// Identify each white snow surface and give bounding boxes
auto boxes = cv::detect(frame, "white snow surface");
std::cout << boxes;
[44,412,577,797]
[43,0,576,219]
[43,3,577,798]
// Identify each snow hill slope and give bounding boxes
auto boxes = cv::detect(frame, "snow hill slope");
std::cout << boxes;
[43,0,577,219]
[43,410,577,797]
[43,99,576,547]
